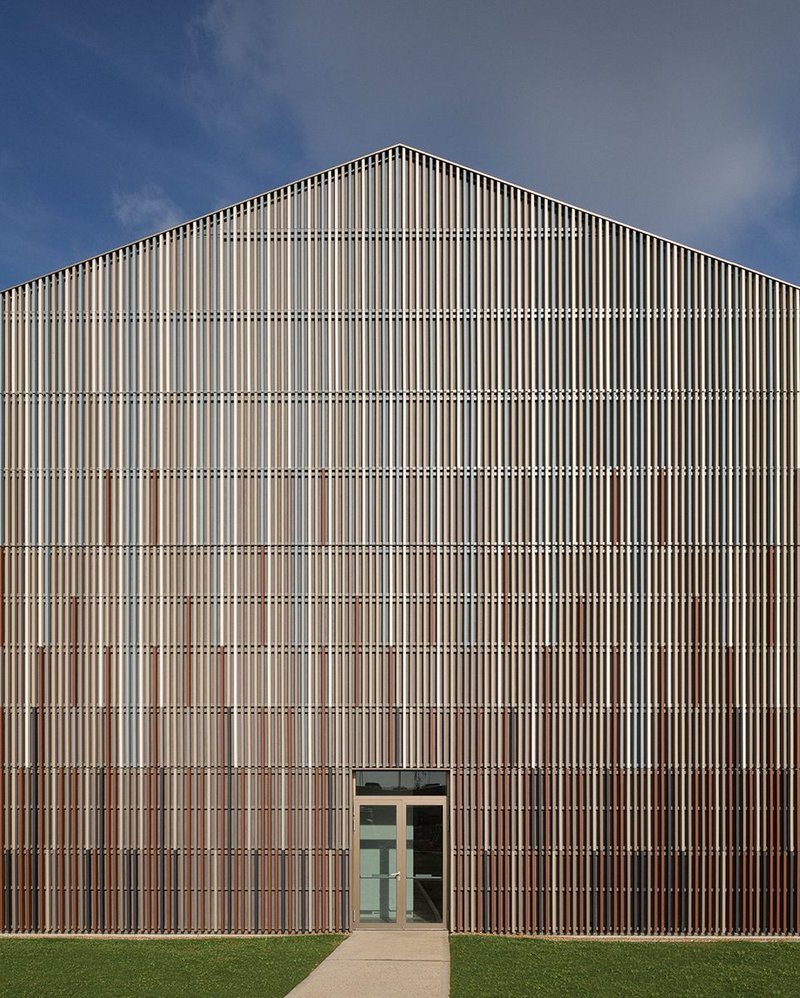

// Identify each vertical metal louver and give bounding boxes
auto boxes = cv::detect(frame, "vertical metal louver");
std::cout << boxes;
[0,144,798,934]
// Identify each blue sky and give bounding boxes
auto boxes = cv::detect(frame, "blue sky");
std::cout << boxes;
[3,0,800,289]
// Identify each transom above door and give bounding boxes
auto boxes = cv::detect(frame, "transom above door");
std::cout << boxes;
[352,773,447,930]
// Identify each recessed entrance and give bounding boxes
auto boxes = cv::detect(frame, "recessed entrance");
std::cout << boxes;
[352,772,447,929]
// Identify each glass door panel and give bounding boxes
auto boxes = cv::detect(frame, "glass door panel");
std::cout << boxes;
[405,804,444,924]
[358,804,398,924]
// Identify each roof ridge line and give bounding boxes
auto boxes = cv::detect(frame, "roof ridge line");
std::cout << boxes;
[3,142,799,293]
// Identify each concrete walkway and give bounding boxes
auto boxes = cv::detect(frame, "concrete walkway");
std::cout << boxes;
[287,929,450,998]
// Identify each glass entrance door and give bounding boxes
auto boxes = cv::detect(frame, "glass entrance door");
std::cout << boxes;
[357,803,399,924]
[355,798,446,928]
[405,804,444,924]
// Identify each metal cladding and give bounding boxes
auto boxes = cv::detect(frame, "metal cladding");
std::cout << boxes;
[1,144,799,935]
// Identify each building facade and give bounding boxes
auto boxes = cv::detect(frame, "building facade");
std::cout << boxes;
[1,144,798,935]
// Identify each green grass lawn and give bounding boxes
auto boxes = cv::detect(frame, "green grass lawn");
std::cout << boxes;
[0,935,344,998]
[450,936,800,998]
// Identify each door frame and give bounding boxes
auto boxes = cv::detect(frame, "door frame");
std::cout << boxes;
[351,795,448,930]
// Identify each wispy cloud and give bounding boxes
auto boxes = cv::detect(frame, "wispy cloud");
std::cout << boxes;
[112,183,183,236]
[185,0,285,135]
